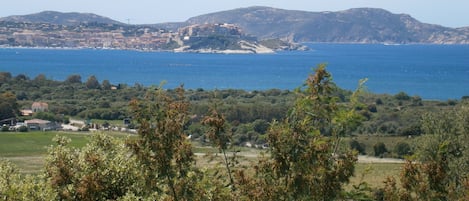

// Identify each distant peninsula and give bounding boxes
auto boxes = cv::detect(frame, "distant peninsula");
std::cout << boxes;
[0,7,468,53]
[0,11,305,53]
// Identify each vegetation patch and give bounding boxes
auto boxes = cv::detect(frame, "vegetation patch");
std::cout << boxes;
[0,132,89,157]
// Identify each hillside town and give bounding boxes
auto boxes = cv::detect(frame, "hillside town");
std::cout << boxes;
[0,21,181,50]
[0,21,300,53]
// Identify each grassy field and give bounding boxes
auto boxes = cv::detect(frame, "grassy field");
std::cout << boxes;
[0,131,91,157]
[349,163,402,188]
[0,131,403,188]
[0,131,91,173]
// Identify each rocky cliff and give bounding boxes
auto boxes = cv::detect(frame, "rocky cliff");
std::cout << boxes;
[182,6,469,44]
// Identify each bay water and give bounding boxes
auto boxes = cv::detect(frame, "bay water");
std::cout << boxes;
[1,44,468,100]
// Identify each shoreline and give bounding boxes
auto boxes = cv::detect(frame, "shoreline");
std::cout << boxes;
[0,45,277,54]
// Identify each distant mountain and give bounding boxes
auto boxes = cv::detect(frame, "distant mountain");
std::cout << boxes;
[181,6,469,44]
[0,11,124,26]
[2,7,468,44]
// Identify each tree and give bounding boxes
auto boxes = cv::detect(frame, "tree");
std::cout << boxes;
[394,91,410,101]
[373,142,387,157]
[14,74,29,81]
[350,139,366,155]
[383,103,469,200]
[394,141,412,158]
[203,107,237,190]
[0,72,12,84]
[0,92,19,120]
[34,74,47,83]
[235,64,362,200]
[127,86,201,200]
[85,75,100,89]
[0,160,55,200]
[65,74,82,84]
[101,79,112,90]
[44,134,144,200]
[252,119,269,134]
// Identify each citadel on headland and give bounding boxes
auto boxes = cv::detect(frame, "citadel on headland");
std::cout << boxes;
[0,21,300,53]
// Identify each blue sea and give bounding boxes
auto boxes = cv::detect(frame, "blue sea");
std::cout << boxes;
[1,44,468,100]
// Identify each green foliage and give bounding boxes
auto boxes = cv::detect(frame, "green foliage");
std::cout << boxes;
[85,75,100,89]
[1,125,9,132]
[373,142,387,157]
[0,160,56,200]
[2,70,458,143]
[44,134,145,200]
[0,72,12,84]
[127,86,201,200]
[33,111,64,122]
[0,91,19,120]
[394,141,412,158]
[252,119,269,134]
[3,66,469,200]
[18,125,28,132]
[350,139,366,155]
[202,108,238,190]
[382,102,469,200]
[234,64,361,200]
[101,79,112,90]
[394,91,410,101]
[77,108,124,120]
[65,74,82,84]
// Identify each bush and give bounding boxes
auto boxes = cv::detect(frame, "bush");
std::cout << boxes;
[373,142,387,157]
[252,119,269,134]
[349,139,366,155]
[394,141,412,158]
[401,124,422,136]
[375,98,383,105]
[18,125,28,132]
[1,125,9,132]
[394,92,411,101]
[367,104,377,113]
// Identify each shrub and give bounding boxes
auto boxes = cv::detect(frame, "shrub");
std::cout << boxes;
[375,98,383,105]
[401,124,422,136]
[394,142,412,158]
[252,119,269,134]
[18,125,28,132]
[367,104,377,113]
[1,125,9,132]
[350,139,366,155]
[394,92,411,101]
[373,142,387,157]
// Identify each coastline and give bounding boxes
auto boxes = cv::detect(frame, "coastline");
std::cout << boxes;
[0,44,277,54]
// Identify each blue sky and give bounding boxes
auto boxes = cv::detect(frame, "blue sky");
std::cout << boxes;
[3,0,469,27]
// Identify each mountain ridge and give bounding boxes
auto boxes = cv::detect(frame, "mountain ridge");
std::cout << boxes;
[1,7,468,44]
[181,6,469,44]
[0,10,124,26]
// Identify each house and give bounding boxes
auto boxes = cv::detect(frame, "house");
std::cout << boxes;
[20,109,33,116]
[32,102,49,113]
[25,118,54,130]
